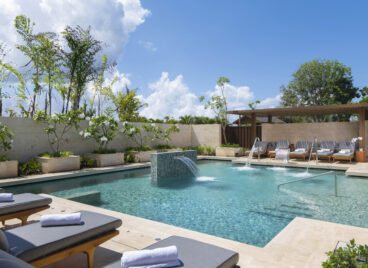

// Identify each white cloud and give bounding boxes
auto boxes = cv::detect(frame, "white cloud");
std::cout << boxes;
[139,72,280,119]
[0,0,150,65]
[258,94,281,108]
[139,72,211,119]
[138,40,157,52]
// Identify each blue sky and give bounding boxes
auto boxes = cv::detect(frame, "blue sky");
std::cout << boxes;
[120,0,368,100]
[1,0,367,118]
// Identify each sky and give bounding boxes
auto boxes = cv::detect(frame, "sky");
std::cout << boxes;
[1,0,368,118]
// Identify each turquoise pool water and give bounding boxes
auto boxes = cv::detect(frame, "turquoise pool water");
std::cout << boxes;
[6,161,368,247]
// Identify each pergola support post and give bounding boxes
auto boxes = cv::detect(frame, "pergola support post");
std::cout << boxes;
[359,108,366,161]
[251,113,256,145]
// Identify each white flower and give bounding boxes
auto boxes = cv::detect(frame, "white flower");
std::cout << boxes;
[104,121,110,127]
[85,117,91,121]
[122,121,128,126]
[89,121,93,126]
[51,114,57,119]
[79,131,84,136]
[10,139,13,143]
[151,123,156,127]
[79,113,85,119]
[100,136,108,142]
[84,132,91,138]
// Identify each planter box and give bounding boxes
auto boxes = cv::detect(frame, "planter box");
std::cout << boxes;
[37,155,80,174]
[135,151,156,162]
[216,147,244,157]
[92,153,124,167]
[0,160,18,179]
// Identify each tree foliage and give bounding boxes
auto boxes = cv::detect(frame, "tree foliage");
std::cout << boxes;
[281,60,359,121]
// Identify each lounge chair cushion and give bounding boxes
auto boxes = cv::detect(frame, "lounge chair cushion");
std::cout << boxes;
[5,210,122,262]
[105,236,239,268]
[333,152,354,157]
[317,151,333,156]
[0,193,52,216]
[0,250,33,268]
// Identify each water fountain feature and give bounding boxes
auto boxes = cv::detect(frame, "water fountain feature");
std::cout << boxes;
[151,150,198,182]
[246,137,261,167]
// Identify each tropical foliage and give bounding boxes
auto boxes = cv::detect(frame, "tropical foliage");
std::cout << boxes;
[80,113,119,153]
[34,110,83,155]
[0,121,13,160]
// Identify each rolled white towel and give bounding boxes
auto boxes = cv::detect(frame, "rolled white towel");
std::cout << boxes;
[130,259,182,268]
[0,193,14,202]
[41,212,82,227]
[121,246,178,268]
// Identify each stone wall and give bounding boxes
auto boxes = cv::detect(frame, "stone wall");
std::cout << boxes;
[0,117,221,162]
[262,121,368,152]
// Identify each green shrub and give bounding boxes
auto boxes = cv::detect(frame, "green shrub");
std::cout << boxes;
[322,239,368,268]
[221,143,240,148]
[0,155,8,162]
[124,151,136,163]
[19,159,41,176]
[126,145,152,152]
[156,144,174,150]
[196,145,215,156]
[92,148,116,154]
[80,156,96,168]
[39,151,73,158]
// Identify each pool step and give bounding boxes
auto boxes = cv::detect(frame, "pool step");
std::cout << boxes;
[248,210,294,221]
[263,207,313,218]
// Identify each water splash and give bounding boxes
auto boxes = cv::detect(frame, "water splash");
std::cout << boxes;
[196,176,217,182]
[267,167,287,172]
[289,171,312,178]
[236,166,258,171]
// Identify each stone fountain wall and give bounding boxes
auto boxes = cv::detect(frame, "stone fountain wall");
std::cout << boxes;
[151,150,197,181]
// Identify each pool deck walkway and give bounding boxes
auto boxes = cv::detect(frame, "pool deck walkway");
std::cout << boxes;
[3,195,368,268]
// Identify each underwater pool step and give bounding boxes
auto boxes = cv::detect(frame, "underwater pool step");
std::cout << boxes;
[263,207,313,218]
[280,204,313,211]
[248,210,294,221]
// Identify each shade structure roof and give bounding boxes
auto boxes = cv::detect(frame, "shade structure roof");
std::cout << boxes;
[228,103,368,117]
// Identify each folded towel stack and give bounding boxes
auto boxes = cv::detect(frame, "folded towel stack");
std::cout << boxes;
[121,246,181,268]
[41,212,82,227]
[0,193,14,202]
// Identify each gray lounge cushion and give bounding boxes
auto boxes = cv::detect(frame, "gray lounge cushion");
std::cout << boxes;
[5,210,122,262]
[0,250,33,268]
[317,151,333,156]
[105,236,239,268]
[0,193,52,216]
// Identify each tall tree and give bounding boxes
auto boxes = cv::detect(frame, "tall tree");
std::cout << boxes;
[0,42,25,117]
[62,26,102,112]
[281,60,358,121]
[14,15,48,117]
[38,34,62,115]
[203,77,230,144]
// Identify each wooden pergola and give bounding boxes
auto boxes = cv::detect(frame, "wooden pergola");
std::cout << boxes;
[228,103,368,153]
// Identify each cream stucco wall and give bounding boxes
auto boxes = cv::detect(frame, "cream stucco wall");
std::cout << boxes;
[0,117,221,162]
[262,121,368,151]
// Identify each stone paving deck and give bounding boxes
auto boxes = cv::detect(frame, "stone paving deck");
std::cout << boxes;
[3,195,368,268]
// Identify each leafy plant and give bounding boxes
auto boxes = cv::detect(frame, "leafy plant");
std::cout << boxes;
[39,151,73,158]
[80,155,96,168]
[197,145,215,156]
[80,113,119,153]
[124,150,136,163]
[221,143,241,148]
[34,110,83,155]
[0,122,13,161]
[323,239,368,268]
[19,158,41,176]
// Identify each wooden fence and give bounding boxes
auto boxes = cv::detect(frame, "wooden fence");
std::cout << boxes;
[223,125,262,148]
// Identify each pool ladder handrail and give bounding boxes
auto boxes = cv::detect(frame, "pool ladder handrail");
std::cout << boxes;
[277,171,338,196]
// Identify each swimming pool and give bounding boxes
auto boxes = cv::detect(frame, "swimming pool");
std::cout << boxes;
[5,160,368,247]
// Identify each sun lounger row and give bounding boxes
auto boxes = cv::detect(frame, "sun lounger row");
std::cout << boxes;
[0,192,239,268]
[250,140,357,162]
